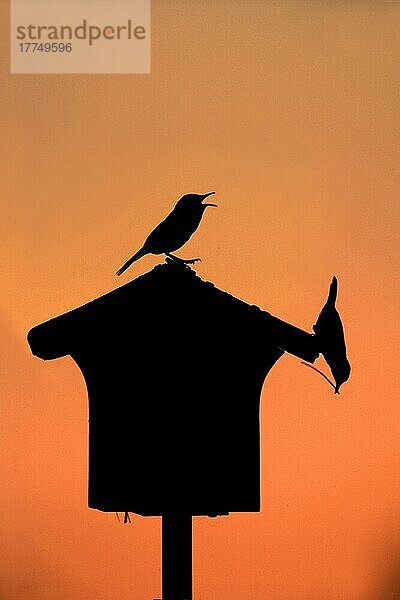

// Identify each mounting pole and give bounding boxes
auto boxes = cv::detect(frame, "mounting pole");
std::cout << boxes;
[155,513,192,600]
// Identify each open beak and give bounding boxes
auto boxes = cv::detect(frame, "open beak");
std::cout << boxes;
[202,191,217,207]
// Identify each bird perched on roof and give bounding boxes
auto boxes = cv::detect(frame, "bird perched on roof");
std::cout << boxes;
[116,192,217,276]
[312,276,351,394]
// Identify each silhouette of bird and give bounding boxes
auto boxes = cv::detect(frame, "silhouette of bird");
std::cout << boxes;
[116,192,217,276]
[312,276,351,393]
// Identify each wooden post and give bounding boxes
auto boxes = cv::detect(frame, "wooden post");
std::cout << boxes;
[156,513,192,600]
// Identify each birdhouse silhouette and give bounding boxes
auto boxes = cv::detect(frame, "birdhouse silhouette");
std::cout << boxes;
[27,262,320,517]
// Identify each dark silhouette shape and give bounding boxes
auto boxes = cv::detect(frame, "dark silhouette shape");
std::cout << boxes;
[27,261,322,515]
[161,513,192,600]
[27,263,350,599]
[116,192,217,275]
[312,276,351,394]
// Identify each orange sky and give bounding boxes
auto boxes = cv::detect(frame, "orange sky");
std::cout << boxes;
[1,1,400,599]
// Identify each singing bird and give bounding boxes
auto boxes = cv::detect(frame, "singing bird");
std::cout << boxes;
[312,276,351,393]
[116,192,217,276]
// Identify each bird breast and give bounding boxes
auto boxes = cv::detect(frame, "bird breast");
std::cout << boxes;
[165,209,204,251]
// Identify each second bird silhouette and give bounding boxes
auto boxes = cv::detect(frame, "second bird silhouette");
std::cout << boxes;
[116,192,217,276]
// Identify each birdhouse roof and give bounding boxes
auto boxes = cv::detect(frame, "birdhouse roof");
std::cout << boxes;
[28,261,317,363]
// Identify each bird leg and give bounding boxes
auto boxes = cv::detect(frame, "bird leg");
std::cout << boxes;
[166,253,201,266]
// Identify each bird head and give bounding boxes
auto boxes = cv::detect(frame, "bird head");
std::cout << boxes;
[331,357,351,394]
[175,192,217,211]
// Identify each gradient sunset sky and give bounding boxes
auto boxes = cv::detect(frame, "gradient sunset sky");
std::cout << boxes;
[1,2,400,599]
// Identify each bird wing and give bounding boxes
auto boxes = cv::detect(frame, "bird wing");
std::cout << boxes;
[144,209,200,254]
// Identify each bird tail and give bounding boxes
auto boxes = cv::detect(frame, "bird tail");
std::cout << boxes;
[116,247,147,276]
[327,276,338,307]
